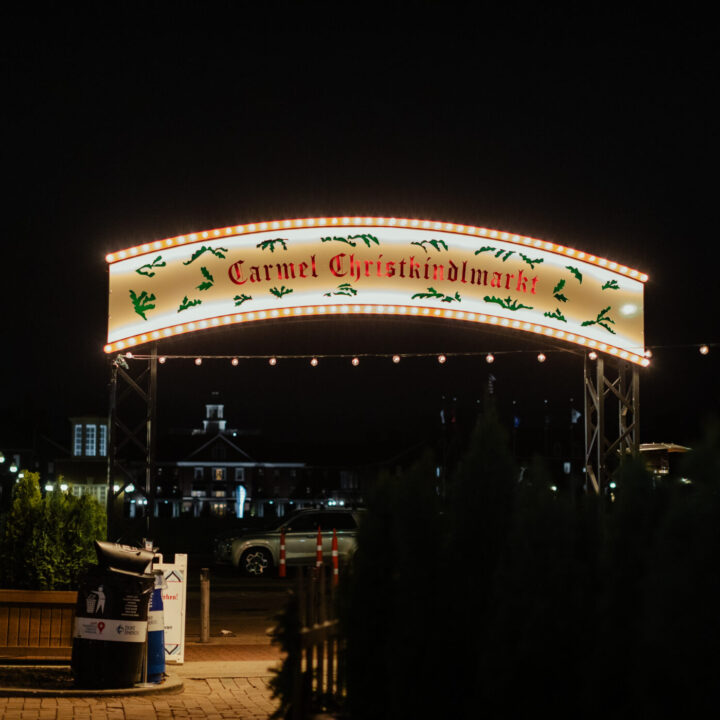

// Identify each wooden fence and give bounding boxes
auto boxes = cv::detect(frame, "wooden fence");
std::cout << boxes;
[0,589,77,661]
[290,566,346,719]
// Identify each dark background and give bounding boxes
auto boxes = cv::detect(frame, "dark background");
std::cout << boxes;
[2,4,717,459]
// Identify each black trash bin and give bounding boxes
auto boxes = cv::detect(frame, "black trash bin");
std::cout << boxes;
[71,543,156,689]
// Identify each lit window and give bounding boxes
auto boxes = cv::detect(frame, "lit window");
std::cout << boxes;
[85,425,97,456]
[214,468,225,482]
[99,425,108,457]
[73,424,83,457]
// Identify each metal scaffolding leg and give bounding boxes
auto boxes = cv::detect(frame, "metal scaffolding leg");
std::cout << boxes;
[106,346,158,539]
[584,356,640,494]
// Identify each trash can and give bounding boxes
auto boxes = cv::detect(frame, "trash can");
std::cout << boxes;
[71,543,155,689]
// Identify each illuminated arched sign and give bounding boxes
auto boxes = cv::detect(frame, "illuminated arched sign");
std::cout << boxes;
[105,217,648,365]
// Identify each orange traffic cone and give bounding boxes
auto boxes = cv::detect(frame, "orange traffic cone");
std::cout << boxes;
[279,528,286,578]
[316,526,323,568]
[332,528,339,586]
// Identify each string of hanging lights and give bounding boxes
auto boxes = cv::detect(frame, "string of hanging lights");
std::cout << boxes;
[118,342,716,367]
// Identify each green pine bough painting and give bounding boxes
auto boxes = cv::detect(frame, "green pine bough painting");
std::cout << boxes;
[183,246,228,265]
[270,285,293,298]
[324,283,358,297]
[178,296,202,312]
[602,279,620,290]
[412,287,461,303]
[410,239,449,253]
[136,256,166,277]
[233,294,252,306]
[129,290,156,320]
[581,306,616,334]
[196,266,214,291]
[321,234,379,248]
[483,295,533,312]
[257,238,288,253]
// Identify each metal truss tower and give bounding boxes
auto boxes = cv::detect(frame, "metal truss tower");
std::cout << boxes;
[584,355,640,494]
[106,346,158,539]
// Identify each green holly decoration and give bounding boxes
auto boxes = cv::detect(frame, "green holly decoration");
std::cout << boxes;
[323,283,358,297]
[474,246,496,256]
[322,235,356,246]
[581,306,616,334]
[412,287,461,303]
[348,233,380,247]
[178,296,202,312]
[410,239,449,253]
[136,256,166,277]
[602,279,620,290]
[196,266,214,291]
[183,246,228,265]
[566,266,583,283]
[483,295,533,312]
[233,294,252,306]
[129,290,156,320]
[495,249,515,261]
[257,238,288,252]
[519,254,544,270]
[552,279,568,303]
[544,308,567,322]
[269,286,293,298]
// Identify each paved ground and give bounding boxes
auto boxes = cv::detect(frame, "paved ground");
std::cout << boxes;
[0,641,285,720]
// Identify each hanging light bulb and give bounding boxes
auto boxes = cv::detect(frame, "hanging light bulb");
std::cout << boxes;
[351,357,360,366]
[537,353,546,363]
[644,349,652,359]
[392,354,401,364]
[158,356,166,364]
[486,353,495,364]
[438,354,447,364]
[125,352,134,358]
[700,345,710,355]
[310,357,319,367]
[195,357,202,366]
[588,351,598,360]
[269,357,277,366]
[231,357,239,366]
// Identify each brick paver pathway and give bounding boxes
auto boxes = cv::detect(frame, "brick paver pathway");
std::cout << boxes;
[0,676,279,720]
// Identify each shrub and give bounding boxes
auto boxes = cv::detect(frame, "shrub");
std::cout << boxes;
[0,471,106,590]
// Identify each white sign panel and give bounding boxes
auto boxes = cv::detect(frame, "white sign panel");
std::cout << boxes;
[153,553,188,664]
[106,217,648,365]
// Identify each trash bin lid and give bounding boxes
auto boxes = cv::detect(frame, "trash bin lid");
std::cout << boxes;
[95,541,155,573]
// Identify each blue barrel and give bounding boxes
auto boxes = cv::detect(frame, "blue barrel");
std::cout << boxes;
[147,570,165,682]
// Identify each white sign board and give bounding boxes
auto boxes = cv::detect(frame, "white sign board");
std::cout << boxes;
[153,553,188,664]
[106,217,648,365]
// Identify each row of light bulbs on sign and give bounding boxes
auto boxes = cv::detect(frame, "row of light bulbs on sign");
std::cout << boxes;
[123,345,713,367]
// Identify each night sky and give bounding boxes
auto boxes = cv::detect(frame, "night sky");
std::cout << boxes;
[2,5,717,459]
